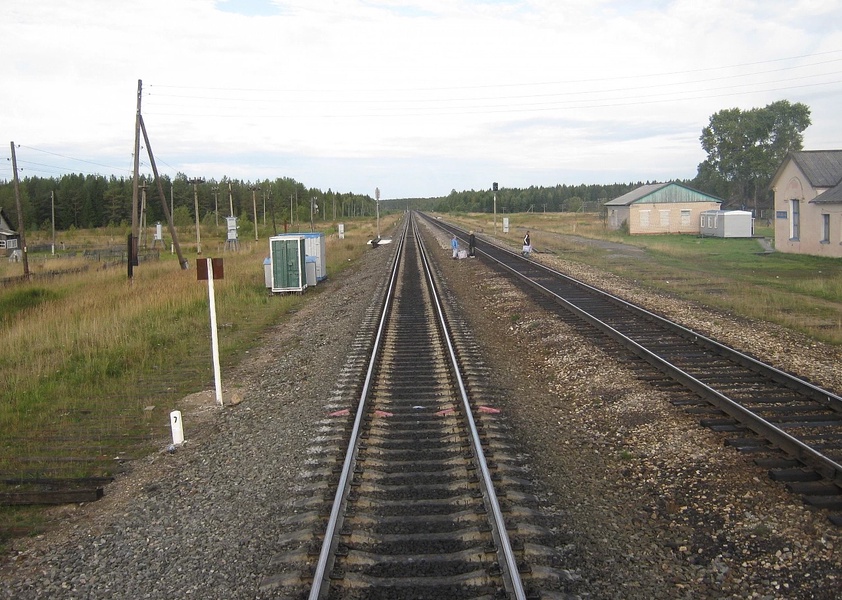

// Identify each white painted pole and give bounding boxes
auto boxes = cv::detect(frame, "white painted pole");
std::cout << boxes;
[207,258,224,407]
[170,410,184,445]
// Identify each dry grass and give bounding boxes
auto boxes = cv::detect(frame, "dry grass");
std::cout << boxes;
[444,211,842,345]
[0,216,398,539]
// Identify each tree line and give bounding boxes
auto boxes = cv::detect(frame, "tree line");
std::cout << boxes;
[0,173,379,235]
[2,100,810,233]
[414,100,811,216]
[388,101,810,216]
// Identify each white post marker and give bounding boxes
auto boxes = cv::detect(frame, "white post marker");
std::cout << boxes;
[170,410,185,445]
[206,258,224,406]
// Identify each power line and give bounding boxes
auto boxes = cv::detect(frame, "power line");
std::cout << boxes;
[6,145,181,181]
[143,76,842,120]
[18,145,132,174]
[147,48,842,94]
[142,49,842,120]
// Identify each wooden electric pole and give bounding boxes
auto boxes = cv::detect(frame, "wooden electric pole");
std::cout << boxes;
[9,141,29,278]
[251,186,259,241]
[190,178,205,254]
[139,183,147,248]
[129,79,188,272]
[130,80,142,275]
[138,115,188,269]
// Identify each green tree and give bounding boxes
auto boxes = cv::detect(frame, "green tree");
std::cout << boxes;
[171,205,193,228]
[695,100,811,210]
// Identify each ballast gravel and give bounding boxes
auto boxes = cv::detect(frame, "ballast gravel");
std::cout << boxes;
[1,220,841,600]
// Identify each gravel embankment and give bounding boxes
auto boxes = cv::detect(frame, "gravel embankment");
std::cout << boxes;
[424,221,841,599]
[1,220,840,600]
[0,244,396,599]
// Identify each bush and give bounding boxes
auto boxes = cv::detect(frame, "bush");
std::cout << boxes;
[618,219,629,235]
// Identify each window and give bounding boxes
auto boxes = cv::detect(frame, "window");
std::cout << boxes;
[639,210,650,227]
[821,214,830,243]
[659,210,670,227]
[790,200,800,240]
[0,240,5,249]
[680,210,691,227]
[4,238,17,249]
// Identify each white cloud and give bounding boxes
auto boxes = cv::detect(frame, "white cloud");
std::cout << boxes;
[1,0,840,198]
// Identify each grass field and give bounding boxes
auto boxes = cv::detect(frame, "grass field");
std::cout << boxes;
[2,209,840,541]
[0,215,396,541]
[443,211,842,345]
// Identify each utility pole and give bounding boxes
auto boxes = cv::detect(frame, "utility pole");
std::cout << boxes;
[190,178,204,254]
[251,186,259,240]
[139,183,147,247]
[138,114,188,269]
[270,191,277,235]
[51,190,56,255]
[375,187,381,238]
[9,142,29,278]
[493,182,498,234]
[130,80,142,275]
[129,79,188,271]
[228,182,234,216]
[212,186,219,227]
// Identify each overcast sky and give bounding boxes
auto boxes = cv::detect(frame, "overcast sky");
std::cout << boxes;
[3,0,841,200]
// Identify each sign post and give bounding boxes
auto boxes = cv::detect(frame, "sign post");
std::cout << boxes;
[198,258,224,406]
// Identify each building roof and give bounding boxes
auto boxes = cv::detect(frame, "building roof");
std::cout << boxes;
[811,184,842,204]
[768,150,842,205]
[604,182,723,207]
[0,208,17,235]
[700,209,753,216]
[789,150,842,188]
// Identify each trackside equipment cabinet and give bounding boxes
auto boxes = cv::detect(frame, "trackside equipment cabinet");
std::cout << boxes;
[269,235,307,293]
[300,232,327,282]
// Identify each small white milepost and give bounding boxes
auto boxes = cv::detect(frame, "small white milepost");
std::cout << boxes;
[170,410,184,445]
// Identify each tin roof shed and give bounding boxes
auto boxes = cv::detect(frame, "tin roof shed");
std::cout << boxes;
[604,182,723,207]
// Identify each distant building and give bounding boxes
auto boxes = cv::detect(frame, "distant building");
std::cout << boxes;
[0,207,21,257]
[604,182,722,235]
[770,150,842,257]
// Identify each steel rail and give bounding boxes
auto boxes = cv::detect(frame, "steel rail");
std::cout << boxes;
[307,217,408,600]
[413,216,528,600]
[422,214,842,486]
[446,217,842,412]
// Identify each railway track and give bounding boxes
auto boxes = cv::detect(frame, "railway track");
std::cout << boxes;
[261,215,578,599]
[424,213,842,527]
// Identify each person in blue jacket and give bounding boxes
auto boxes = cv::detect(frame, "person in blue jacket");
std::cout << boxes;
[451,235,459,259]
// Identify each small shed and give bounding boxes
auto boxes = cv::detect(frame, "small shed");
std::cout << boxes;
[699,210,754,238]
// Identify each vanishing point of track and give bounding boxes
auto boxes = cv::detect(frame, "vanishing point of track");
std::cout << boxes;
[261,214,576,598]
